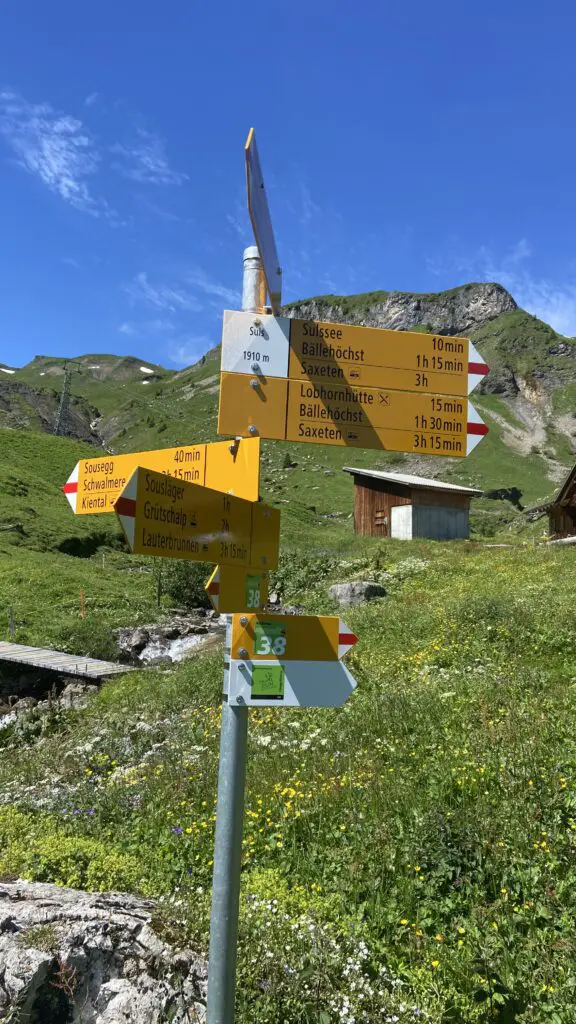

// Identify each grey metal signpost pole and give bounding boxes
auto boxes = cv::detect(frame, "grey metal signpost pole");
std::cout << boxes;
[206,249,266,1024]
[205,687,248,1024]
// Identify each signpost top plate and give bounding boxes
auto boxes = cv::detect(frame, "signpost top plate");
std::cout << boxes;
[245,129,282,314]
[220,309,489,397]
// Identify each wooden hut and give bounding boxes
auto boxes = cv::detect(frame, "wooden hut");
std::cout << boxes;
[344,467,482,540]
[544,464,576,537]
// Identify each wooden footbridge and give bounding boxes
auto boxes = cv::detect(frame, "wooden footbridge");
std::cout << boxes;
[0,642,134,681]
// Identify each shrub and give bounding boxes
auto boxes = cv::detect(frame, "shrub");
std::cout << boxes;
[51,619,121,661]
[270,551,340,601]
[162,559,212,609]
[0,808,148,893]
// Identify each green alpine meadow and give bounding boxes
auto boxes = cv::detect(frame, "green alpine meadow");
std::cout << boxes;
[0,283,575,1021]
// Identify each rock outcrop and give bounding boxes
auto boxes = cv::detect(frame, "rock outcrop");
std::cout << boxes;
[284,282,516,337]
[328,581,387,606]
[0,381,98,442]
[0,880,206,1022]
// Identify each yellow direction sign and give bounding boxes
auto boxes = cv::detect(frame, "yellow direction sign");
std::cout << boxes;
[114,468,279,569]
[287,318,489,396]
[63,437,261,514]
[205,566,269,613]
[231,613,357,661]
[218,371,488,457]
[226,613,358,707]
[220,309,489,397]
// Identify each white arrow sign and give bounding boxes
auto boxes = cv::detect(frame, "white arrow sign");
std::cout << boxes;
[225,612,358,708]
[225,659,357,709]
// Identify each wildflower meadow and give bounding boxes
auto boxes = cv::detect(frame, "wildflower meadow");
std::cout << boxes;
[0,540,575,1022]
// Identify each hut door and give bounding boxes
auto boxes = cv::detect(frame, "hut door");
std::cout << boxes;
[374,509,388,536]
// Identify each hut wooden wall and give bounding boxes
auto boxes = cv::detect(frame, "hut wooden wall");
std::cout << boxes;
[352,476,472,537]
[548,505,576,537]
[547,467,576,537]
[353,476,410,537]
[411,489,470,510]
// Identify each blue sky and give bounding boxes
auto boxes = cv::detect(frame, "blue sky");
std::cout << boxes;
[1,0,575,368]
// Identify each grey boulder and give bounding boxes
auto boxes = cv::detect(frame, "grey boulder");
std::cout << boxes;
[328,581,386,606]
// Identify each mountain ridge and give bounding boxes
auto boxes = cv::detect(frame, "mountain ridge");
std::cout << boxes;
[0,281,573,529]
[283,280,518,336]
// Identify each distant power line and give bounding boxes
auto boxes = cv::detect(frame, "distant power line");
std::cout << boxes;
[54,363,80,436]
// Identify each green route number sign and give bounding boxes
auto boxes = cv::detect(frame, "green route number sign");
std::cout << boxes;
[245,574,263,610]
[254,621,287,657]
[251,665,285,700]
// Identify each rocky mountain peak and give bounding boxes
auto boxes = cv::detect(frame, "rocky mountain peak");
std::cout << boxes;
[283,282,517,337]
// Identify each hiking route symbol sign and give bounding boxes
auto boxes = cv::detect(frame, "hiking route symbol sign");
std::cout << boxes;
[225,613,358,708]
[205,565,269,613]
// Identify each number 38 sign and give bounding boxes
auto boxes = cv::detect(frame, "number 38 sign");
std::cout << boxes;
[226,613,358,708]
[205,565,269,613]
[254,620,287,656]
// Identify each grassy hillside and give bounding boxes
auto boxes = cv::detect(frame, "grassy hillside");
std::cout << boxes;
[472,309,576,383]
[15,353,173,419]
[0,429,121,553]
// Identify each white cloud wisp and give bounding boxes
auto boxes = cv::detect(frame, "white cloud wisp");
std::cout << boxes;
[112,128,187,186]
[125,272,203,314]
[479,241,576,337]
[0,89,105,215]
[427,238,576,337]
[185,267,240,306]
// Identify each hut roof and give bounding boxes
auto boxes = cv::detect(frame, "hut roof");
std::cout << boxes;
[343,467,482,496]
[553,464,576,506]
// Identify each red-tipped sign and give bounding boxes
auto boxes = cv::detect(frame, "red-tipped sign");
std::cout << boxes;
[113,467,280,569]
[225,613,359,708]
[338,621,358,659]
[468,342,490,394]
[466,405,489,454]
[205,565,269,613]
[62,437,261,515]
[63,463,79,511]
